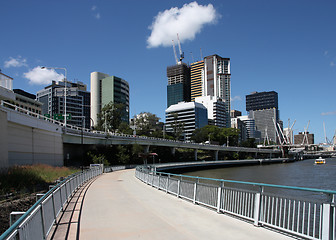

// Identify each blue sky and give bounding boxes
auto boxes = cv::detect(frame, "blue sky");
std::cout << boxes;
[1,0,335,144]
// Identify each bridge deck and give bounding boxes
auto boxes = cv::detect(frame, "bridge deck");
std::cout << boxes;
[79,169,293,240]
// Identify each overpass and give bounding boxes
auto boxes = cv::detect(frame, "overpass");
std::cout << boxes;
[0,100,281,168]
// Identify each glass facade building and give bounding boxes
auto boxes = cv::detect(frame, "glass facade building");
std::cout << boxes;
[90,72,129,126]
[190,60,204,101]
[166,64,191,107]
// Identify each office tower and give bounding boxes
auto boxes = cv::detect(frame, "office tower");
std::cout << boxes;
[190,60,204,101]
[36,81,91,128]
[203,55,231,128]
[90,72,129,127]
[237,116,260,140]
[231,117,247,143]
[230,110,242,118]
[195,96,228,127]
[246,91,280,143]
[166,63,191,108]
[13,89,42,114]
[165,101,208,140]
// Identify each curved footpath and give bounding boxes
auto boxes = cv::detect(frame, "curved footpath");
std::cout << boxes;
[79,169,293,240]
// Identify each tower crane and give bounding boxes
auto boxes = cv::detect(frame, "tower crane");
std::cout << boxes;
[172,40,179,65]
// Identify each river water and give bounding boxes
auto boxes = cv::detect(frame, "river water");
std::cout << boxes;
[183,158,336,201]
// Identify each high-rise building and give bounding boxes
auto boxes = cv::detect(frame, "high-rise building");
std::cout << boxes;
[246,91,280,143]
[203,55,231,102]
[195,96,228,128]
[237,115,260,140]
[231,117,247,143]
[203,55,231,128]
[37,80,91,128]
[167,63,191,107]
[90,72,130,127]
[190,60,204,101]
[165,101,208,140]
[13,89,42,114]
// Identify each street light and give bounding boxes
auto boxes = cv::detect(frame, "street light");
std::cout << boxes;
[41,66,68,126]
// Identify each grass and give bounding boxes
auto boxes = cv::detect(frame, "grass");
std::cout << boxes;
[0,165,79,196]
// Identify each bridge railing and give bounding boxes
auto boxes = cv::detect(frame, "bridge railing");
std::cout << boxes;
[135,166,335,240]
[1,100,280,154]
[0,166,103,240]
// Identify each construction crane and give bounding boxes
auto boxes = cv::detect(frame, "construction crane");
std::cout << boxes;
[172,40,179,64]
[171,33,184,65]
[177,33,184,63]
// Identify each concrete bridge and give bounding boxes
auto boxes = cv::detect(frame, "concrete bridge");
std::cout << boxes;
[0,101,281,168]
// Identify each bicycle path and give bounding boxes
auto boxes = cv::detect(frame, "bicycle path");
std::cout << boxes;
[79,169,293,240]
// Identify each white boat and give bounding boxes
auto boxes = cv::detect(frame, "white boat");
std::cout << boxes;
[315,157,326,164]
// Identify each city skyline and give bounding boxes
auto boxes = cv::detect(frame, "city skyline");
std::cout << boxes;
[1,0,335,143]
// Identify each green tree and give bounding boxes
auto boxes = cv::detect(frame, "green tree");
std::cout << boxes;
[96,102,127,131]
[191,125,240,146]
[133,112,162,137]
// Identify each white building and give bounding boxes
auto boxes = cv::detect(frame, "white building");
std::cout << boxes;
[165,102,208,140]
[238,115,260,141]
[194,95,229,128]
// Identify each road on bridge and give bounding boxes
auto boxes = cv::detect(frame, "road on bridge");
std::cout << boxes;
[79,169,293,240]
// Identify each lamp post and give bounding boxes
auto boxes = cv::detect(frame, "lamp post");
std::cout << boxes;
[41,67,68,126]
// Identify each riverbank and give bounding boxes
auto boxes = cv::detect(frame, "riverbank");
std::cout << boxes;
[156,158,295,173]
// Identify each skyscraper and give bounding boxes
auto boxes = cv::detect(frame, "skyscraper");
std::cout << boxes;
[90,72,130,127]
[203,55,231,128]
[166,63,191,107]
[190,60,204,101]
[36,80,91,128]
[246,91,280,143]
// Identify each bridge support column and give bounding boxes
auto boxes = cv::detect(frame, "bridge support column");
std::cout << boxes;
[194,149,198,161]
[269,152,272,159]
[144,145,150,154]
[215,150,219,161]
[255,152,258,159]
[171,147,176,156]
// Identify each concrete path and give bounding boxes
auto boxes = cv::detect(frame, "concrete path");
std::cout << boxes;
[79,169,293,240]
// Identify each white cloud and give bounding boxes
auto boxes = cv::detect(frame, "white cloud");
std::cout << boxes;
[324,50,328,56]
[330,61,335,67]
[4,56,28,68]
[23,66,64,85]
[91,5,100,19]
[95,13,101,19]
[231,96,242,102]
[321,111,336,116]
[147,2,218,48]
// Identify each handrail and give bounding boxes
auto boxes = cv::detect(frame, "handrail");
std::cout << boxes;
[136,166,335,240]
[155,170,336,196]
[0,166,103,240]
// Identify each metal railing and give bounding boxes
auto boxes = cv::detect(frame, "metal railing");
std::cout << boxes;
[135,166,336,240]
[0,166,103,240]
[1,100,280,155]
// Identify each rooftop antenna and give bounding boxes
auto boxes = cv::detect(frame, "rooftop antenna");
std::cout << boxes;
[177,33,184,64]
[200,48,203,60]
[172,40,179,65]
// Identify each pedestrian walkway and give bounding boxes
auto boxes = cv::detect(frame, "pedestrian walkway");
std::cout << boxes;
[79,169,293,240]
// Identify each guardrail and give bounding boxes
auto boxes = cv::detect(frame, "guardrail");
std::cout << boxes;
[135,166,335,240]
[0,166,103,240]
[1,100,280,155]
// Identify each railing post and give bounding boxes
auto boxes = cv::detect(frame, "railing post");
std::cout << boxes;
[254,186,263,226]
[321,194,333,240]
[193,179,198,204]
[166,174,169,193]
[177,179,180,198]
[217,185,222,213]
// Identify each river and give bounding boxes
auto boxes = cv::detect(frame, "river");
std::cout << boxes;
[183,158,336,201]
